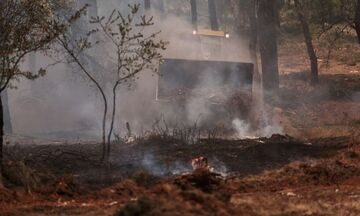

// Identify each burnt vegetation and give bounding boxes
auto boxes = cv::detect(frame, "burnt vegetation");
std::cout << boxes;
[0,0,360,215]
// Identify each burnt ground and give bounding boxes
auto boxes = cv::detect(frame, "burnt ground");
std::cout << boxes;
[0,134,359,216]
[0,39,360,215]
[2,135,348,186]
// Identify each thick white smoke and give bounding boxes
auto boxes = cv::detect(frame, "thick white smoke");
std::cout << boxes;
[7,0,283,140]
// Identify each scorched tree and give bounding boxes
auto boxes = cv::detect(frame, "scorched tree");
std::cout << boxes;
[0,0,83,186]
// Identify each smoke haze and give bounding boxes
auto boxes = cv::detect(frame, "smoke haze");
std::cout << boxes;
[7,0,282,140]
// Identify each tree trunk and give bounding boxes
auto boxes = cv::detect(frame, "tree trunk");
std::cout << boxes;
[249,0,258,63]
[106,82,119,162]
[294,0,319,84]
[0,95,4,187]
[3,90,12,134]
[208,0,219,30]
[190,0,198,29]
[248,0,264,130]
[157,0,165,13]
[249,0,260,94]
[258,0,279,92]
[58,38,108,162]
[215,0,224,28]
[229,0,240,34]
[355,0,360,44]
[275,0,285,27]
[144,0,150,10]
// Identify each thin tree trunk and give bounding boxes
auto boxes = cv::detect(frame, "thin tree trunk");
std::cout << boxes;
[355,0,360,44]
[229,0,242,35]
[106,82,119,162]
[248,0,263,130]
[249,0,258,64]
[258,0,279,92]
[144,0,150,10]
[157,0,165,13]
[0,94,4,187]
[294,0,319,84]
[58,38,108,162]
[3,90,12,134]
[208,0,219,30]
[275,0,285,28]
[101,101,108,162]
[215,0,224,28]
[249,0,260,96]
[190,0,198,29]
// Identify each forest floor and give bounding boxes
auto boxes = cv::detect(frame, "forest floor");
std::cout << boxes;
[0,38,360,215]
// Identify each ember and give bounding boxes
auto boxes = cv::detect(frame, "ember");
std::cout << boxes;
[191,156,210,171]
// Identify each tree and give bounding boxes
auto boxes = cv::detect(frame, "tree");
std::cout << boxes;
[208,0,219,30]
[296,0,360,45]
[144,0,151,10]
[190,0,198,29]
[0,0,76,186]
[58,3,109,160]
[57,4,166,162]
[97,5,166,161]
[258,0,280,92]
[2,90,12,134]
[294,0,319,84]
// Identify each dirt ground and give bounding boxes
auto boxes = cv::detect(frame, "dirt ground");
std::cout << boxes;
[0,40,360,215]
[0,135,359,216]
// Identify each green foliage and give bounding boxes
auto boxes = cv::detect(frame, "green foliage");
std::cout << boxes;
[90,4,167,84]
[282,0,358,30]
[0,0,76,92]
[58,3,167,161]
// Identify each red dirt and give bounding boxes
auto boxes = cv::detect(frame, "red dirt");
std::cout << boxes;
[0,138,359,216]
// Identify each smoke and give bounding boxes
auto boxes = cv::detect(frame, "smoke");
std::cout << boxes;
[6,0,283,140]
[141,153,191,176]
[140,153,227,177]
[232,118,251,138]
[257,111,284,137]
[185,72,224,124]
